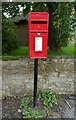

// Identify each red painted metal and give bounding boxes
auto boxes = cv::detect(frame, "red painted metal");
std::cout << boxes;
[28,12,49,59]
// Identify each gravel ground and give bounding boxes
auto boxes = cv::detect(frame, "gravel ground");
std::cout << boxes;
[2,95,75,119]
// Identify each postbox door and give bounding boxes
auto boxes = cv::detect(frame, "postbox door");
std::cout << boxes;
[29,32,48,58]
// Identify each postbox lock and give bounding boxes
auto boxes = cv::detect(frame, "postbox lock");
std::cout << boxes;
[38,32,40,35]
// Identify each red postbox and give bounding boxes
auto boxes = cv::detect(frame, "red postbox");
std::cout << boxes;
[28,12,49,58]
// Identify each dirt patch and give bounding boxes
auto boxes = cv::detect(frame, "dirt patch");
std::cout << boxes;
[2,96,22,119]
[2,95,75,119]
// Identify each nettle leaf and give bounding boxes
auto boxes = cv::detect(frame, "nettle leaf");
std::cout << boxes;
[38,90,58,109]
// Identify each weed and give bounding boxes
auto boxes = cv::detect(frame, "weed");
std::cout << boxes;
[38,90,57,109]
[20,91,58,118]
[20,97,43,119]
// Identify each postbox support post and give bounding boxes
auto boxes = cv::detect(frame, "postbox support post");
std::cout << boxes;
[34,59,38,108]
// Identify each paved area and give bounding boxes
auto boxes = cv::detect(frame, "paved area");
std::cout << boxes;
[50,95,75,119]
[63,97,75,118]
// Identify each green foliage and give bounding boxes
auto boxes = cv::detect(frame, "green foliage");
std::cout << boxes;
[2,2,75,51]
[53,3,75,48]
[2,2,48,18]
[2,19,18,54]
[20,91,58,118]
[38,90,57,109]
[31,2,48,12]
[20,98,28,109]
[2,2,20,18]
[20,98,43,119]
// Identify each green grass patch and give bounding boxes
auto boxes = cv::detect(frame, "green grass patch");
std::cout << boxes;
[8,46,28,56]
[48,46,75,56]
[8,45,75,56]
[1,45,75,61]
[2,56,21,61]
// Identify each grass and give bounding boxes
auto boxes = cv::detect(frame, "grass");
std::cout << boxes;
[1,56,21,61]
[1,45,75,61]
[8,46,28,56]
[8,45,75,56]
[48,46,75,56]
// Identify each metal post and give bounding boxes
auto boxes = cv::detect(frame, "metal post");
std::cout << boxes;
[34,59,38,108]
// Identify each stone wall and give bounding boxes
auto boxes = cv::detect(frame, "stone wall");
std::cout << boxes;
[2,57,75,97]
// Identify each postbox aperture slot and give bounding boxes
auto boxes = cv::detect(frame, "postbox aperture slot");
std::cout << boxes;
[31,21,47,24]
[31,21,47,31]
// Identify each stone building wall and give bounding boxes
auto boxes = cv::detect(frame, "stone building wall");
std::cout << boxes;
[1,57,75,97]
